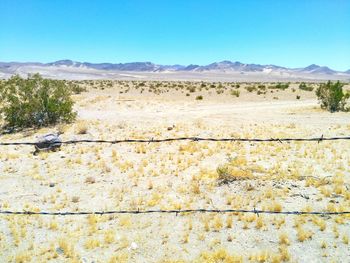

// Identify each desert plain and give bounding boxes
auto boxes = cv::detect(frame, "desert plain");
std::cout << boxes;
[0,80,350,262]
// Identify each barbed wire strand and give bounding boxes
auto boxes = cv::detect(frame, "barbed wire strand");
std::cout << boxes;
[0,209,349,216]
[1,135,350,146]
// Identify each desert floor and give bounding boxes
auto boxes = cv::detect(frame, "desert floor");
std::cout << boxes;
[0,81,349,262]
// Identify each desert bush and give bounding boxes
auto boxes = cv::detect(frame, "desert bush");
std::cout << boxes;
[245,85,256,92]
[188,86,196,93]
[268,83,289,90]
[230,90,240,97]
[0,74,76,129]
[195,95,203,100]
[299,82,313,91]
[315,81,349,112]
[71,83,87,94]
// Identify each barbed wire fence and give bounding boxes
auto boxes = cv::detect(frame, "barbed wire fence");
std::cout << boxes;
[1,135,350,146]
[0,209,349,216]
[1,134,350,217]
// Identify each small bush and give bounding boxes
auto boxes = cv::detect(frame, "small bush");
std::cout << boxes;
[299,82,313,91]
[0,74,76,129]
[195,95,203,100]
[188,86,196,93]
[230,90,240,97]
[71,83,87,94]
[316,81,349,112]
[245,85,256,92]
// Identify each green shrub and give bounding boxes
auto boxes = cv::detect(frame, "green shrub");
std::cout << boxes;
[299,82,313,91]
[187,86,196,93]
[230,90,240,97]
[245,85,256,92]
[0,74,76,129]
[268,83,289,90]
[315,81,349,112]
[195,95,203,100]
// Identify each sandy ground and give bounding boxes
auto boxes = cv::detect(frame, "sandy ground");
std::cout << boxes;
[0,82,350,262]
[2,65,350,82]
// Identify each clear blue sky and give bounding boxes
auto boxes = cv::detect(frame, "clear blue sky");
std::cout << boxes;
[0,0,349,70]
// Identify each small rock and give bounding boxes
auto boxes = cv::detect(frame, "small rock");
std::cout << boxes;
[56,247,64,254]
[72,196,80,203]
[129,242,138,250]
[49,183,55,187]
[85,176,96,184]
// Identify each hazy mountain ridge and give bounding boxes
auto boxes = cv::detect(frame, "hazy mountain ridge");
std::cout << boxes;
[1,59,348,74]
[1,60,349,81]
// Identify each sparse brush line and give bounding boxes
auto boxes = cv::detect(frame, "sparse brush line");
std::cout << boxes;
[0,209,349,216]
[1,135,350,146]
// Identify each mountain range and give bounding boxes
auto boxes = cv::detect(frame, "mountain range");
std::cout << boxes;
[0,60,349,81]
[0,59,348,74]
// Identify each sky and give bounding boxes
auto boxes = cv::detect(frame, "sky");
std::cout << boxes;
[0,0,349,70]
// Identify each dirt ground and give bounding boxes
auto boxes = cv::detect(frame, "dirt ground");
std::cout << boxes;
[0,82,349,262]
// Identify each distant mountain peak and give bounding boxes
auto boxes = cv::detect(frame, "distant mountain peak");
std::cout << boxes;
[47,60,77,66]
[302,64,335,74]
[304,64,320,70]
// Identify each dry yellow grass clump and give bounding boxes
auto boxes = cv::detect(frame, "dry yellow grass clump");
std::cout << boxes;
[216,156,254,184]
